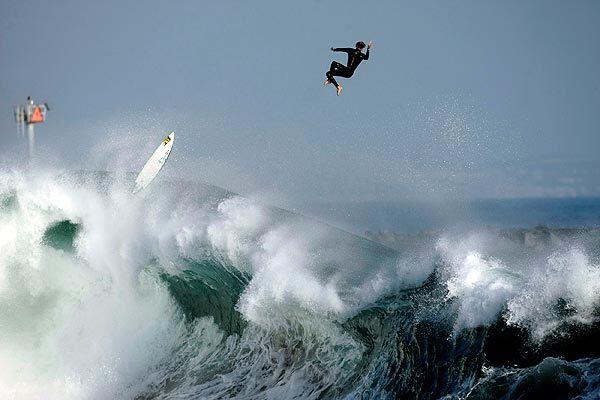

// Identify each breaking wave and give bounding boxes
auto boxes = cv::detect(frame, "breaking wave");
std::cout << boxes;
[0,169,599,399]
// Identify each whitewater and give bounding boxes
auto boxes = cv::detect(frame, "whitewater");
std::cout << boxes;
[1,169,599,399]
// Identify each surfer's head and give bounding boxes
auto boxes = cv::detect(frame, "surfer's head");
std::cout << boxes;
[355,41,366,50]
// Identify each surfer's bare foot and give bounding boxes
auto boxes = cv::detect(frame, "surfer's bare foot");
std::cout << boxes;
[324,79,331,86]
[336,85,343,96]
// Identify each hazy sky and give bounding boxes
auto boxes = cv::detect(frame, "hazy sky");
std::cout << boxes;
[2,0,600,203]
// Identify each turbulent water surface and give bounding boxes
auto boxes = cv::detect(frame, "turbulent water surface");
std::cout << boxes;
[1,170,599,399]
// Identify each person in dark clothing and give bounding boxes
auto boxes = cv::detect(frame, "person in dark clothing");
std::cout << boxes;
[325,40,372,96]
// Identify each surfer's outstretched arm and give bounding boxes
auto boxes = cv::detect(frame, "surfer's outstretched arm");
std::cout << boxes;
[331,47,353,53]
[363,41,373,60]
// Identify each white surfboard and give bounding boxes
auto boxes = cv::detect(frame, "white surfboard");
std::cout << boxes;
[132,132,174,194]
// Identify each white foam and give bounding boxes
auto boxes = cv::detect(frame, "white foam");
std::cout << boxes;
[506,247,600,339]
[0,171,186,399]
[438,231,600,338]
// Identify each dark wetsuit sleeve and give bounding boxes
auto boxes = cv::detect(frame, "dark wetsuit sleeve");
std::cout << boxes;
[332,47,353,53]
[363,48,370,60]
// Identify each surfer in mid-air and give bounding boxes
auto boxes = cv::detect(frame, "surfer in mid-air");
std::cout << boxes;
[324,40,372,96]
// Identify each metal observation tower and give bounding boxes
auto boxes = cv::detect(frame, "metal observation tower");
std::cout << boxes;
[14,96,50,160]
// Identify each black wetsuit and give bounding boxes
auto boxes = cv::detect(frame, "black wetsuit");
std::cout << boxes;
[326,47,370,88]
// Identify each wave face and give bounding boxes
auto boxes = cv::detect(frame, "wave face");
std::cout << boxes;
[1,170,599,399]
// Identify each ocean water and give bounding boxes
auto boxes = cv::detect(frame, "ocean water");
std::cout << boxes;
[303,197,600,235]
[0,170,599,399]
